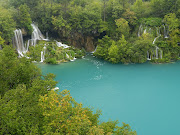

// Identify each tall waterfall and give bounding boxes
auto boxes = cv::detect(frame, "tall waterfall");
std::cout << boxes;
[13,29,28,57]
[13,23,47,58]
[31,23,45,46]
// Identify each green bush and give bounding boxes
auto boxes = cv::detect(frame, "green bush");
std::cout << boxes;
[139,17,162,27]
[45,57,58,64]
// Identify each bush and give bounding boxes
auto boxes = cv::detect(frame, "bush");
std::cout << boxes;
[45,57,58,64]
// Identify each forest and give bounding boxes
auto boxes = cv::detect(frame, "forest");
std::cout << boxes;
[0,0,179,63]
[0,0,180,134]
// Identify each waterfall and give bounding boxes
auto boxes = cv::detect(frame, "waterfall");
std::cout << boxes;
[143,28,147,34]
[155,46,159,59]
[66,53,70,59]
[151,27,163,59]
[40,46,46,62]
[70,57,77,61]
[147,51,151,60]
[12,23,47,59]
[153,37,159,44]
[13,29,28,57]
[163,25,169,38]
[138,25,151,37]
[138,24,143,37]
[160,50,162,59]
[40,51,44,62]
[46,32,49,40]
[31,23,45,46]
[91,46,98,53]
[56,41,70,48]
[31,24,44,40]
[153,27,161,44]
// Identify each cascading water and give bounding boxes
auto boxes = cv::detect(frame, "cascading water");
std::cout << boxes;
[70,57,77,62]
[153,27,161,44]
[146,27,163,60]
[147,51,151,60]
[138,24,143,37]
[148,28,151,33]
[66,53,70,59]
[13,23,46,57]
[160,50,162,59]
[152,27,162,59]
[155,46,159,59]
[40,46,46,62]
[56,41,70,48]
[138,25,152,37]
[46,32,49,40]
[13,29,28,57]
[91,46,98,53]
[31,23,45,46]
[163,24,169,38]
[143,28,147,34]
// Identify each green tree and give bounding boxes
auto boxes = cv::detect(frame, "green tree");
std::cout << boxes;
[164,13,180,48]
[132,0,144,18]
[17,4,32,35]
[0,35,5,46]
[0,46,41,96]
[115,18,130,38]
[94,36,113,59]
[0,7,16,43]
[117,35,129,63]
[163,13,179,32]
[108,41,119,63]
[115,122,137,135]
[122,9,137,28]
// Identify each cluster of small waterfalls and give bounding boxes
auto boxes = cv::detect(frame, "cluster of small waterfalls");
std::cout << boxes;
[13,23,73,62]
[13,23,47,58]
[138,24,168,60]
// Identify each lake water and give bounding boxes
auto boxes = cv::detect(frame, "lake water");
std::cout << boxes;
[38,54,180,135]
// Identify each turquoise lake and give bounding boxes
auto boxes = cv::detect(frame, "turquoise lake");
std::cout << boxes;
[38,54,180,135]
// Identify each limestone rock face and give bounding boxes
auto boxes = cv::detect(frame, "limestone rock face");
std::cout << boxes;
[67,33,95,52]
[21,28,27,36]
[85,36,95,52]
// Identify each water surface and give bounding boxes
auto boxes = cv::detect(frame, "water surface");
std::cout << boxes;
[38,55,180,135]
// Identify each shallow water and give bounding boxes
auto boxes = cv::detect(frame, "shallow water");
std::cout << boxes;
[38,55,180,135]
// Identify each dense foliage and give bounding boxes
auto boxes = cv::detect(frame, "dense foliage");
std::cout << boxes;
[0,1,179,134]
[0,46,137,135]
[0,0,179,63]
[26,40,86,64]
